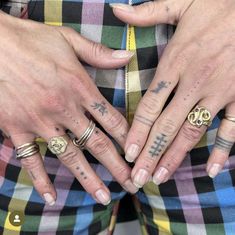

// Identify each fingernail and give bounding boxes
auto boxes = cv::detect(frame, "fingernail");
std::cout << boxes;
[133,169,149,188]
[112,50,135,59]
[109,3,134,12]
[123,179,139,194]
[95,189,111,205]
[43,193,55,206]
[208,163,222,178]
[153,167,169,185]
[125,144,140,162]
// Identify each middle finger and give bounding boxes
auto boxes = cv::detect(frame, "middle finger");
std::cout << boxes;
[62,111,138,194]
[131,93,197,188]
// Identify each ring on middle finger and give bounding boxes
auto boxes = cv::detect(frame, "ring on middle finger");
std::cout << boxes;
[73,120,96,150]
[187,106,212,128]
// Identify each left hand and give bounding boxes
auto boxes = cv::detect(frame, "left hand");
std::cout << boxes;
[111,0,235,187]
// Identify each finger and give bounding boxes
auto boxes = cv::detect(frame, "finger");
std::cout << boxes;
[110,0,185,26]
[82,92,130,148]
[125,63,179,162]
[40,127,112,205]
[64,112,138,194]
[58,26,134,69]
[10,132,57,206]
[206,105,235,178]
[152,98,221,185]
[130,92,196,188]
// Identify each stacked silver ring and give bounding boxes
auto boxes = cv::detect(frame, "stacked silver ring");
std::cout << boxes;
[73,120,96,150]
[225,115,235,123]
[16,142,39,160]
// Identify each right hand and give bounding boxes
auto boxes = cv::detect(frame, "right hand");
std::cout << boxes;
[0,11,137,206]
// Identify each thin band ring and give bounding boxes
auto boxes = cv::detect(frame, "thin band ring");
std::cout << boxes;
[225,115,235,123]
[73,120,96,150]
[16,142,39,160]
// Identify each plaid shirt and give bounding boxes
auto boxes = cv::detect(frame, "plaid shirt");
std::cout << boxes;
[0,0,235,235]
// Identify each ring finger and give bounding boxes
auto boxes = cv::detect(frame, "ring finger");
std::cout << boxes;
[64,112,138,194]
[206,103,235,178]
[152,98,221,185]
[39,128,112,205]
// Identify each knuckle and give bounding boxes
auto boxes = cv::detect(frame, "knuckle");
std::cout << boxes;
[59,149,78,166]
[68,72,92,96]
[21,156,39,169]
[87,130,111,156]
[181,124,202,142]
[114,165,130,182]
[106,112,125,132]
[40,91,65,113]
[158,118,177,136]
[91,42,106,58]
[140,93,162,117]
[141,1,156,19]
[197,61,217,81]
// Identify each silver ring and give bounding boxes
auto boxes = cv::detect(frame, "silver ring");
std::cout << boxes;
[225,115,235,123]
[16,142,39,160]
[73,120,96,150]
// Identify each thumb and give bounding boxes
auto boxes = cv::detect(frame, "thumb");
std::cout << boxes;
[58,27,134,69]
[110,0,189,26]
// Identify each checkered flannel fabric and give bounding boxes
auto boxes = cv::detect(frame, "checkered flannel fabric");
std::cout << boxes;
[0,0,235,235]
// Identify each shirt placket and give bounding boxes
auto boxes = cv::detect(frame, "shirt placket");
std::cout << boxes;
[125,0,143,124]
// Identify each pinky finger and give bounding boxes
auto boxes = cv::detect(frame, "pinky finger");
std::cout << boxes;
[207,110,235,178]
[11,133,57,206]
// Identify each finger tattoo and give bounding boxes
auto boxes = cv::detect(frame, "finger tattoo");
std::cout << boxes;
[134,114,153,127]
[150,81,171,94]
[91,102,108,116]
[149,133,167,158]
[76,166,87,180]
[29,171,36,180]
[215,136,234,152]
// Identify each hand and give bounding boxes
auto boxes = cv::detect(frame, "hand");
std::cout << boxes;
[111,0,235,187]
[0,11,138,206]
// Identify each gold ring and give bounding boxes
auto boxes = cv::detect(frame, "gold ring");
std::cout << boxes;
[48,135,69,155]
[16,142,39,160]
[73,120,96,150]
[225,115,235,123]
[187,106,212,128]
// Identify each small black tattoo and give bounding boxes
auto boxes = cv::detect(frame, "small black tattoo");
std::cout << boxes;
[215,136,233,152]
[29,171,36,180]
[76,166,87,180]
[55,127,60,131]
[150,81,170,94]
[165,6,170,12]
[91,102,108,116]
[149,134,167,158]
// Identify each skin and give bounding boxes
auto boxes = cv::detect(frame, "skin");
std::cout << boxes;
[0,10,138,206]
[111,0,235,187]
